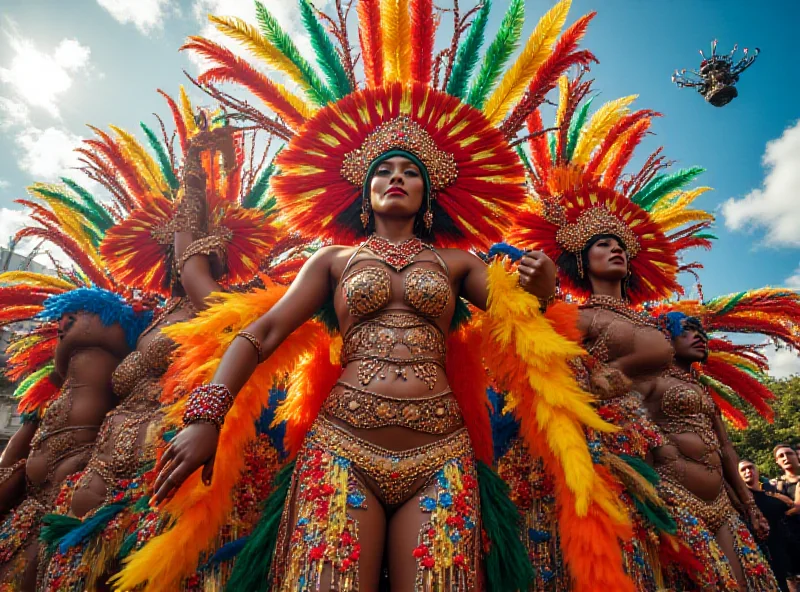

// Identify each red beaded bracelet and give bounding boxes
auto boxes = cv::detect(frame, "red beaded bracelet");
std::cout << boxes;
[183,384,235,429]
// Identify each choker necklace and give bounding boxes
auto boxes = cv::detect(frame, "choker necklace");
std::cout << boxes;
[365,235,426,272]
[580,294,656,327]
[664,364,699,384]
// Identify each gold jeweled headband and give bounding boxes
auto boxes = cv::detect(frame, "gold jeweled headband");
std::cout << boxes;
[341,116,458,190]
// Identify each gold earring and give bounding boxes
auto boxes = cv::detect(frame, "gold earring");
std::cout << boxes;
[360,199,370,230]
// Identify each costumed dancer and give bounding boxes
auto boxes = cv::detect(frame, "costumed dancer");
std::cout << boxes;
[0,178,154,590]
[113,1,632,590]
[507,77,717,590]
[37,90,280,591]
[645,289,800,590]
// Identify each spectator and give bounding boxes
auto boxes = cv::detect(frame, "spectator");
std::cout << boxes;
[740,460,795,591]
[774,445,800,591]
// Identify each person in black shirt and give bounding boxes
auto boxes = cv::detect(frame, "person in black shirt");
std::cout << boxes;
[740,459,798,592]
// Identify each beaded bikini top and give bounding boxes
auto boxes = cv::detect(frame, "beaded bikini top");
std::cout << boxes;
[339,237,451,389]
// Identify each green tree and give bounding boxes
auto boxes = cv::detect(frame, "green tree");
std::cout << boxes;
[728,375,800,479]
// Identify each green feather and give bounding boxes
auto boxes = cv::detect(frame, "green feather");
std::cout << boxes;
[446,0,491,99]
[478,461,535,591]
[717,291,748,316]
[450,297,472,332]
[243,162,275,210]
[39,514,82,552]
[547,131,557,163]
[515,145,532,174]
[298,0,352,100]
[60,178,115,231]
[618,455,676,535]
[254,1,334,106]
[631,166,705,211]
[226,461,295,592]
[14,364,54,398]
[140,123,179,193]
[693,232,717,241]
[565,97,594,162]
[466,0,525,109]
[313,296,340,334]
[32,186,107,244]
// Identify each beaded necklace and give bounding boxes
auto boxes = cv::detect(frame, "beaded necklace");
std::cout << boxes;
[365,235,426,272]
[580,295,656,328]
[663,364,699,385]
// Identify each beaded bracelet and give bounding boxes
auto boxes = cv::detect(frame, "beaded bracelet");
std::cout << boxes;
[236,331,263,363]
[183,384,235,430]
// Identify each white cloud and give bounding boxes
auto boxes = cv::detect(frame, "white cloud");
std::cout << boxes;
[786,266,800,289]
[763,344,800,379]
[722,120,800,247]
[95,0,176,34]
[0,25,92,118]
[188,0,330,74]
[14,126,84,181]
[0,179,9,190]
[0,97,29,129]
[0,208,69,269]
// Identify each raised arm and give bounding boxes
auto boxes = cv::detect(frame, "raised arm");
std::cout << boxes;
[151,246,338,504]
[458,249,556,310]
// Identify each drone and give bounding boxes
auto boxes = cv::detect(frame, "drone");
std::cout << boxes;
[673,40,760,107]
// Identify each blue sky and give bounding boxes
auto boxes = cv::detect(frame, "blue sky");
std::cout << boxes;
[1,0,798,373]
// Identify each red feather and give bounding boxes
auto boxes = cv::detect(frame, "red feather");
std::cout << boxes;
[587,110,659,183]
[0,306,45,326]
[526,110,551,183]
[446,322,492,464]
[703,357,774,422]
[84,127,148,207]
[410,0,434,84]
[14,227,110,289]
[76,147,136,213]
[183,37,306,130]
[17,373,60,415]
[158,89,188,156]
[7,338,56,381]
[500,12,597,138]
[707,390,749,429]
[357,0,384,87]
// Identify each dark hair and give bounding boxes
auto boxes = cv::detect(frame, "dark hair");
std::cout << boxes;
[557,233,638,297]
[773,443,797,457]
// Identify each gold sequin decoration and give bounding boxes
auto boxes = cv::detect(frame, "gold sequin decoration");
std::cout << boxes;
[341,266,392,318]
[341,116,458,190]
[404,267,450,318]
[323,381,462,434]
[545,200,641,257]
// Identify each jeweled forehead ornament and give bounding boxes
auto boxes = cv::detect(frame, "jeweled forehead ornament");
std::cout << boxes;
[341,116,458,191]
[545,198,641,258]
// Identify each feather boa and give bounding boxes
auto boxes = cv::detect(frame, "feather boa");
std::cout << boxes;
[113,281,322,592]
[482,259,614,515]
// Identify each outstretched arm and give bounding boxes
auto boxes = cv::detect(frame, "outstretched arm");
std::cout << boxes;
[151,246,337,504]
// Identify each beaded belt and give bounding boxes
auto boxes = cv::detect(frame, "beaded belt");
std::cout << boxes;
[322,381,463,434]
[305,416,471,506]
[658,476,734,533]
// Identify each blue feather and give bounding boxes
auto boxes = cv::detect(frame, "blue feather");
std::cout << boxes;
[488,242,525,262]
[58,502,127,553]
[204,536,249,567]
[487,387,520,461]
[37,287,153,349]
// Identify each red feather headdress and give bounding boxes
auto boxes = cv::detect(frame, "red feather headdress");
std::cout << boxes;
[509,79,714,304]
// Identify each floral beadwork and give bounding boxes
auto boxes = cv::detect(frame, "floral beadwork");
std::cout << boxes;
[415,457,479,592]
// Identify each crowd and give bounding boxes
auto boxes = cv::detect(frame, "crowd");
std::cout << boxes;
[739,444,800,592]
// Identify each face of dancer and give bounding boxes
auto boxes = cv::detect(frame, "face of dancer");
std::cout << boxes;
[738,461,759,487]
[672,323,708,363]
[369,156,425,222]
[585,236,628,283]
[775,446,800,473]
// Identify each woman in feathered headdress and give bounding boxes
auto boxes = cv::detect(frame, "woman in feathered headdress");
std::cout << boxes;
[506,77,719,590]
[638,290,800,591]
[32,91,282,591]
[115,2,634,591]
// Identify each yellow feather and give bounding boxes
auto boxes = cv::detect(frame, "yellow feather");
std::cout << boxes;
[484,261,616,515]
[712,351,760,374]
[651,186,711,214]
[38,198,105,269]
[483,0,572,126]
[180,85,198,136]
[110,126,169,195]
[210,14,317,113]
[555,75,569,129]
[571,95,637,165]
[597,118,653,178]
[0,271,75,291]
[381,0,411,82]
[654,209,714,232]
[273,80,316,121]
